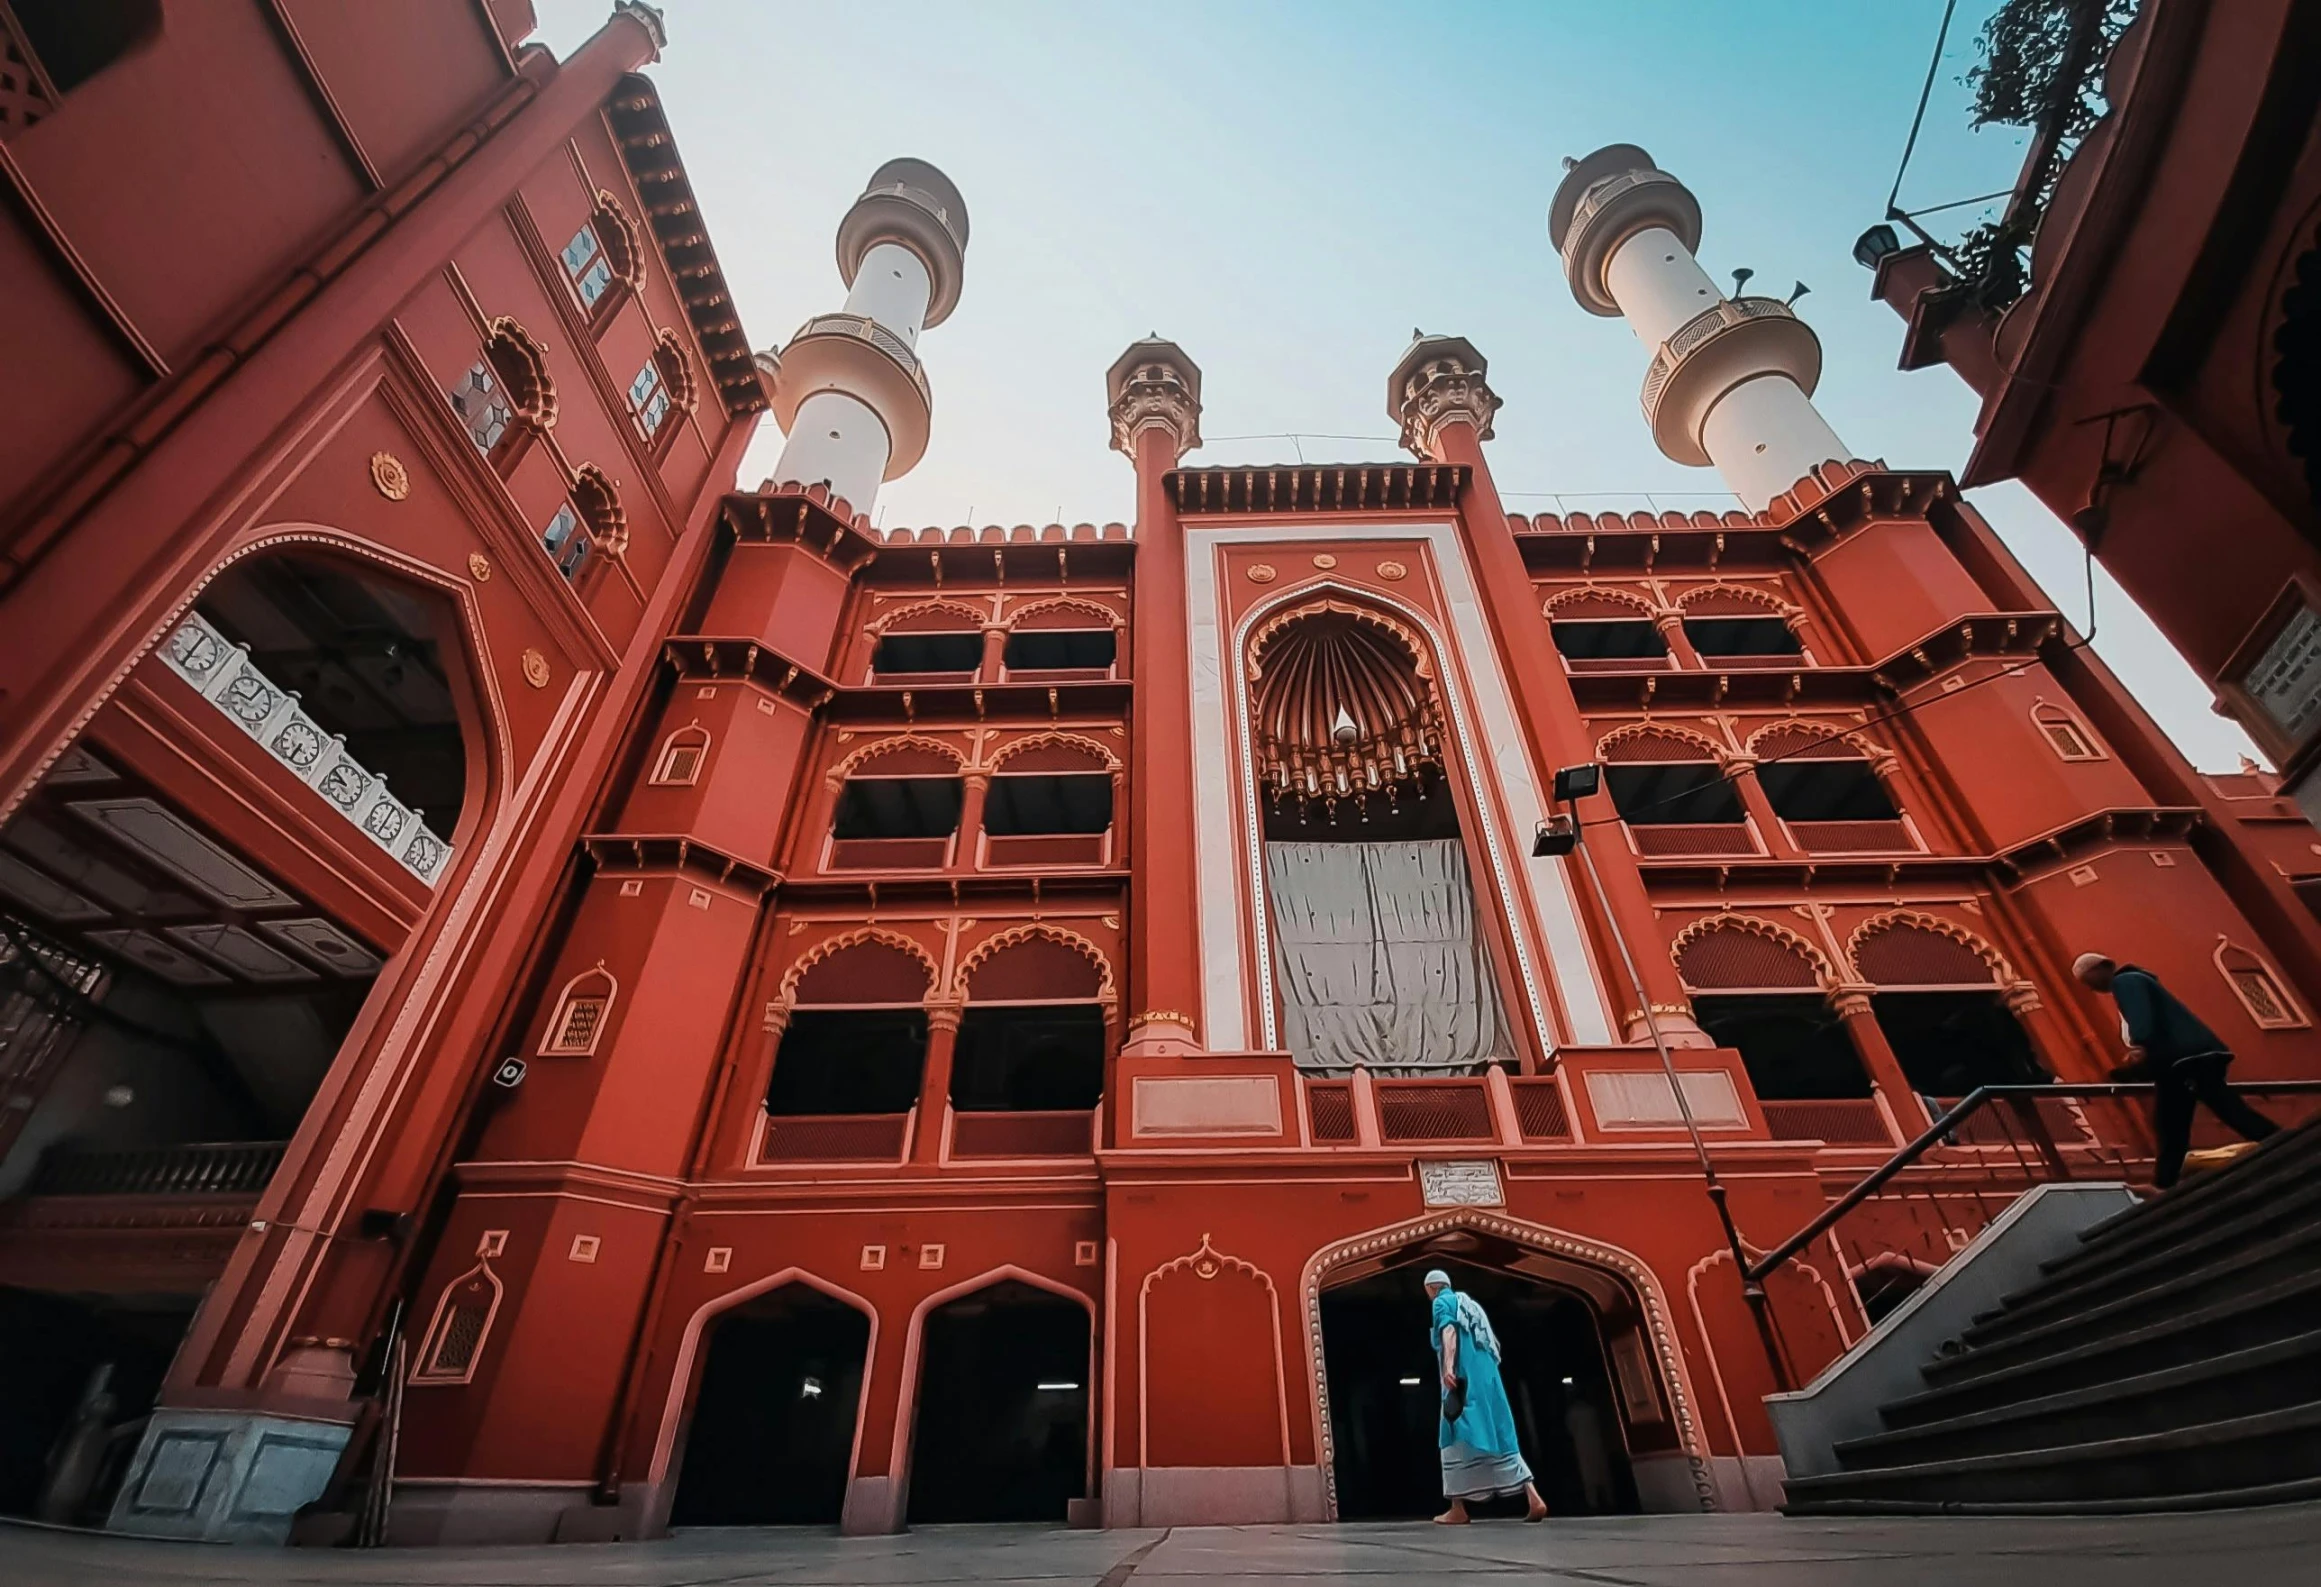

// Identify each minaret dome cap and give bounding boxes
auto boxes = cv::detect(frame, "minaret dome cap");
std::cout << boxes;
[1549,143,1703,317]
[837,157,971,327]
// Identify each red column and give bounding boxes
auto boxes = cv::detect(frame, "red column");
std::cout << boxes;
[1108,341,1205,1059]
[1394,339,1700,1045]
[956,771,990,872]
[913,1003,963,1165]
[1831,987,1927,1136]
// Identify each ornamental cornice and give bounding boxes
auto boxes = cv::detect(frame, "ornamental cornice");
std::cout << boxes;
[1394,351,1501,458]
[1108,362,1202,459]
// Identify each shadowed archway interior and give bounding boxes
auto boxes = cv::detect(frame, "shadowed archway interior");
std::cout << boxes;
[1319,1245,1639,1520]
[906,1280,1088,1524]
[670,1285,869,1527]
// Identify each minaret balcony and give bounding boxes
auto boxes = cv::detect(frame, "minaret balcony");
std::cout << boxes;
[771,311,934,475]
[1640,296,1822,466]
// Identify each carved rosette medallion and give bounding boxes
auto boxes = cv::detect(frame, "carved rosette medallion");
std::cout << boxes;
[467,553,492,582]
[1377,559,1409,581]
[1311,553,1337,570]
[1246,564,1277,584]
[521,648,550,689]
[369,452,410,501]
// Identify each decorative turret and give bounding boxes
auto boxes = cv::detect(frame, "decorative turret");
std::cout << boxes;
[1549,144,1848,510]
[768,159,968,515]
[1106,337,1202,462]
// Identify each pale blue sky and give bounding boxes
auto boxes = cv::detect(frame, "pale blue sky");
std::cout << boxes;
[534,0,2257,769]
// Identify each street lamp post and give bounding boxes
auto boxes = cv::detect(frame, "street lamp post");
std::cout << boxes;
[1539,764,1794,1390]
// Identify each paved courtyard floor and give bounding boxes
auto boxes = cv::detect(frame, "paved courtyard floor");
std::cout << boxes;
[4,1504,2318,1586]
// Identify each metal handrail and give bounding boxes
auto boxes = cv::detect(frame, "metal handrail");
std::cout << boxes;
[1745,1079,2321,1285]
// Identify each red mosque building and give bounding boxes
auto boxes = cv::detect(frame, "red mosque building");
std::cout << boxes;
[2,0,2320,1548]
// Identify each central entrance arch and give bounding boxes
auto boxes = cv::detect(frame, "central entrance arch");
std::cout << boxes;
[1304,1213,1714,1518]
[670,1282,871,1527]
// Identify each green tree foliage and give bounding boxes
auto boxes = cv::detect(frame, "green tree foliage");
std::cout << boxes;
[1951,0,2140,308]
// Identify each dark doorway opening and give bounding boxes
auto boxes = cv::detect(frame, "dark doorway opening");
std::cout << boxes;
[670,1285,869,1528]
[951,1005,1104,1111]
[1873,991,2044,1095]
[765,1009,926,1116]
[1320,1254,1637,1520]
[906,1281,1088,1524]
[1693,994,1871,1100]
[0,1286,196,1522]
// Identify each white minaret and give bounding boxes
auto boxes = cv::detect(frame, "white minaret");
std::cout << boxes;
[1549,144,1849,511]
[768,159,968,515]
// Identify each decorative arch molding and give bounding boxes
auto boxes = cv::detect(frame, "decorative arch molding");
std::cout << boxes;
[106,524,516,1393]
[1247,595,1431,681]
[645,1267,882,1489]
[1228,575,1566,1057]
[1845,909,2013,987]
[885,1264,1099,1527]
[779,925,940,1006]
[653,328,700,418]
[1298,1210,1717,1517]
[1675,583,1796,617]
[987,729,1119,774]
[953,921,1117,1005]
[542,960,619,1055]
[1742,718,1879,762]
[1006,595,1122,631]
[484,315,558,431]
[651,721,711,785]
[2213,936,2308,1029]
[589,188,649,295]
[408,1246,505,1387]
[830,732,968,782]
[571,463,628,557]
[1597,720,1728,764]
[1670,912,1835,991]
[1138,1233,1291,1469]
[1544,585,1658,619]
[872,597,991,636]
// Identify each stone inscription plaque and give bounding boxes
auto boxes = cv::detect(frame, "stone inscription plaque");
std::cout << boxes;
[1418,1159,1505,1207]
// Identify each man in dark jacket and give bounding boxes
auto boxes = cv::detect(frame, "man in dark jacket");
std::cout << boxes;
[2073,953,2280,1188]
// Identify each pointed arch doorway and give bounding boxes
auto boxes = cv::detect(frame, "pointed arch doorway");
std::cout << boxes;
[1314,1227,1684,1520]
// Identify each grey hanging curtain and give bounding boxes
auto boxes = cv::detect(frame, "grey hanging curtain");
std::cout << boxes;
[1264,838,1514,1075]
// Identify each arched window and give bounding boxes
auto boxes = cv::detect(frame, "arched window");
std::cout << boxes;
[652,723,711,786]
[871,604,987,677]
[571,463,627,560]
[982,735,1115,866]
[830,739,965,869]
[767,934,938,1140]
[949,930,1113,1134]
[2032,701,2102,762]
[1547,590,1666,669]
[1680,587,1802,661]
[560,191,646,316]
[2215,940,2306,1029]
[1849,915,2040,1095]
[1748,723,1905,850]
[542,963,617,1057]
[1003,603,1120,674]
[411,1251,505,1386]
[455,318,556,470]
[1672,917,1864,1107]
[1600,727,1750,853]
[541,502,590,579]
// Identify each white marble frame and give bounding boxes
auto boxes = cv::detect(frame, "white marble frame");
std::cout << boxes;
[1184,520,1615,1054]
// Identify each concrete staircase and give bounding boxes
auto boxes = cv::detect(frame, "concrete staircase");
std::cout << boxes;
[1783,1117,2321,1514]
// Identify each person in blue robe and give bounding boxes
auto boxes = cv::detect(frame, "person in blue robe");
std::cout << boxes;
[1425,1269,1547,1524]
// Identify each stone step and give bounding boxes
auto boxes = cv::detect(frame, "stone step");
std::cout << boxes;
[1784,1399,2321,1514]
[1834,1328,2321,1472]
[2039,1118,2321,1283]
[1967,1175,2321,1342]
[1880,1265,2321,1430]
[1937,1217,2321,1372]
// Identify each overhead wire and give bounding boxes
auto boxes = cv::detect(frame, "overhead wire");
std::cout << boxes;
[1887,0,1964,218]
